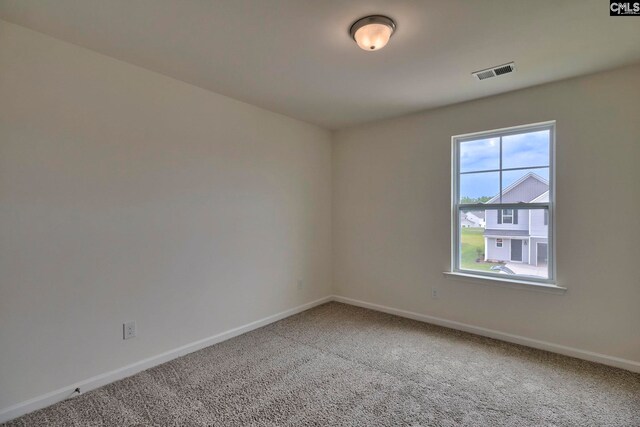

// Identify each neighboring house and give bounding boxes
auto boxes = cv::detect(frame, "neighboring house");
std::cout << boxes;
[461,217,475,228]
[484,173,549,266]
[465,211,485,228]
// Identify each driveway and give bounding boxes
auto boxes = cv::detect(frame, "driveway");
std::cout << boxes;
[505,262,548,278]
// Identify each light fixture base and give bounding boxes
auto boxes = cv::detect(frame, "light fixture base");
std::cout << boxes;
[349,15,396,40]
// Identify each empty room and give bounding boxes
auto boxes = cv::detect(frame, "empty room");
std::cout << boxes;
[1,1,639,425]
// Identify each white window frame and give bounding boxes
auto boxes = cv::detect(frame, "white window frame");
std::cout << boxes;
[449,121,557,287]
[496,238,503,248]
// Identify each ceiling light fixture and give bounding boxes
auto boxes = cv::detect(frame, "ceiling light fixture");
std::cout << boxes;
[349,15,396,52]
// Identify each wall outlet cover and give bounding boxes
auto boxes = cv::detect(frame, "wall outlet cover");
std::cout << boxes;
[123,321,136,340]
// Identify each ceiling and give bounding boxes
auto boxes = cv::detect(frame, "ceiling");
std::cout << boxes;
[1,0,639,129]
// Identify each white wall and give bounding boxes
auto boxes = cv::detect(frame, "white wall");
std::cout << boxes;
[333,64,640,364]
[0,21,332,410]
[2,15,639,418]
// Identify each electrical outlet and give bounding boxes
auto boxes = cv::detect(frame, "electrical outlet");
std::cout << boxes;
[123,321,136,340]
[297,279,303,290]
[431,288,439,299]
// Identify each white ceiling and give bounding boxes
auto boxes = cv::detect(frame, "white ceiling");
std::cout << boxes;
[1,0,639,129]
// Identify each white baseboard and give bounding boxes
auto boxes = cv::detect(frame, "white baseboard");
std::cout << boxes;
[0,296,333,424]
[332,295,640,374]
[4,294,639,423]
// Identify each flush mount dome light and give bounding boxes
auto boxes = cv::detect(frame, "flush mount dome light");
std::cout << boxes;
[350,15,396,51]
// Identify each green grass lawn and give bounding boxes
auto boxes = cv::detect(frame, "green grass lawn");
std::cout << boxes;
[460,228,501,272]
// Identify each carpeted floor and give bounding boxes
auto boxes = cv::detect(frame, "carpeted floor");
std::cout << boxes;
[5,302,640,426]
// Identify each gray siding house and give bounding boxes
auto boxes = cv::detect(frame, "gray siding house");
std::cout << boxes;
[484,173,549,266]
[461,211,485,228]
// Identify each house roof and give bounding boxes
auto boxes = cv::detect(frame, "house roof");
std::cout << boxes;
[467,211,485,220]
[530,191,549,203]
[486,172,549,204]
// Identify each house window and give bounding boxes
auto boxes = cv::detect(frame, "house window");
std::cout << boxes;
[452,122,555,285]
[500,209,516,224]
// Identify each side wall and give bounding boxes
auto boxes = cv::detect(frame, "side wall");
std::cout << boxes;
[333,63,640,364]
[0,21,332,410]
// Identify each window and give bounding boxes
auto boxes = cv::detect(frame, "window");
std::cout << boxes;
[452,122,555,284]
[500,209,516,224]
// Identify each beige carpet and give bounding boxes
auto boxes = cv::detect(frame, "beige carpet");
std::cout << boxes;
[5,302,640,426]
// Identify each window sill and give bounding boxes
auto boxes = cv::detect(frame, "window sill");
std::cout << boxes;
[443,271,567,294]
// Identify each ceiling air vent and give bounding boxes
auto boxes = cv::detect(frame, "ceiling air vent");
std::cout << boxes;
[472,62,516,81]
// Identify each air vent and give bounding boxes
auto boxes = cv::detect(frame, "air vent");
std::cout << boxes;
[472,62,516,81]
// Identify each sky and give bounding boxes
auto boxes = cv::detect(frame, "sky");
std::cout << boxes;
[459,130,549,200]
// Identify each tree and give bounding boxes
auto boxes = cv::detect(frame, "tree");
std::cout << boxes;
[461,196,492,204]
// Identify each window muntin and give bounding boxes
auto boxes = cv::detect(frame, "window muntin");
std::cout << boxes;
[452,122,555,283]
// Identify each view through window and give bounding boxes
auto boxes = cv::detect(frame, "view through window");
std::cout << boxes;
[452,122,555,282]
